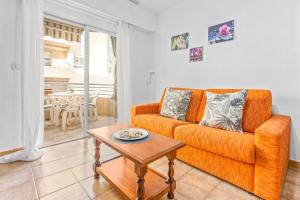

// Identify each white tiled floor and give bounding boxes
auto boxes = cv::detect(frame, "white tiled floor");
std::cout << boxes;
[0,137,299,200]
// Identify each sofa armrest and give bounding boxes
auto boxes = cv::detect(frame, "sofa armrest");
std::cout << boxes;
[254,115,291,200]
[131,103,160,125]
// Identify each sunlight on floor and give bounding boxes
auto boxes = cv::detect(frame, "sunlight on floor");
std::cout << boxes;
[44,116,117,146]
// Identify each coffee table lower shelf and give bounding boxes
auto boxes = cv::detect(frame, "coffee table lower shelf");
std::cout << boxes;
[96,156,169,200]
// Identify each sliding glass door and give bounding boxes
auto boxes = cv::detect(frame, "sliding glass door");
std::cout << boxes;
[43,17,86,146]
[43,17,117,146]
[86,29,117,130]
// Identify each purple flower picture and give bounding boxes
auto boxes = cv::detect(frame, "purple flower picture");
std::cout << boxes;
[208,20,234,44]
[190,47,203,62]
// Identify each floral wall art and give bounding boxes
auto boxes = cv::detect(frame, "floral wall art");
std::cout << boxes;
[171,33,189,51]
[170,20,235,62]
[208,20,234,44]
[190,47,203,62]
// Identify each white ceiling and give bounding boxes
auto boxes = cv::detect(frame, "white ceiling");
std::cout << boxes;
[138,0,183,13]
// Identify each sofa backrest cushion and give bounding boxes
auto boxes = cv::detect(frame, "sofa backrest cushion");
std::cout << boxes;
[159,87,204,123]
[196,89,272,133]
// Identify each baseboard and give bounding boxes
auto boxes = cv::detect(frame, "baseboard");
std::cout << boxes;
[0,147,23,157]
[289,159,300,169]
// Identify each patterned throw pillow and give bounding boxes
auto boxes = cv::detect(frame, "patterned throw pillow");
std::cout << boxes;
[160,88,193,121]
[200,89,248,132]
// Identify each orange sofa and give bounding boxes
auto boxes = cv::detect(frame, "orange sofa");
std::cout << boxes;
[131,88,291,200]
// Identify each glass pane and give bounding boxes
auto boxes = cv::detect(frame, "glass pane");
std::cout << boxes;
[43,18,85,146]
[88,31,117,130]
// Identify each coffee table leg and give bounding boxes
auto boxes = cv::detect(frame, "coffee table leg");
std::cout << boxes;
[93,139,101,179]
[167,152,176,199]
[135,164,148,200]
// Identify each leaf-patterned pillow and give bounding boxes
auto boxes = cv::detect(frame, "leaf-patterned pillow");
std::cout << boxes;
[199,89,248,132]
[160,88,192,121]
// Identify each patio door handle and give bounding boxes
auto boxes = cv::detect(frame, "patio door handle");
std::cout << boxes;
[10,63,22,71]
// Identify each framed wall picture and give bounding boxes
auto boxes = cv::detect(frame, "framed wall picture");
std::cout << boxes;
[190,47,203,62]
[171,33,189,51]
[208,20,234,44]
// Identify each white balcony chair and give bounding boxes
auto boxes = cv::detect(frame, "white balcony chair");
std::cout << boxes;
[88,96,98,120]
[44,97,54,124]
[52,97,67,127]
[61,95,82,130]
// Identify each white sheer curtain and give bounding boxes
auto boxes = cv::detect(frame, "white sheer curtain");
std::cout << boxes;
[116,22,133,123]
[0,0,44,163]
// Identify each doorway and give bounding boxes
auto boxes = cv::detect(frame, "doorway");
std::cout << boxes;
[43,17,117,146]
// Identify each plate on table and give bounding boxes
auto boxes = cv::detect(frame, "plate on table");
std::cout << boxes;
[113,128,149,141]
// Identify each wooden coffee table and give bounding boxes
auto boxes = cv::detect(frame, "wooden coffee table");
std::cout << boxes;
[88,124,185,200]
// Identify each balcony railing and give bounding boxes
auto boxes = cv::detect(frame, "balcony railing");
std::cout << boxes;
[45,81,114,98]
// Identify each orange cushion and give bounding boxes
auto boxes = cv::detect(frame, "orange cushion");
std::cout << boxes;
[134,113,188,138]
[196,89,272,133]
[158,87,204,123]
[174,124,255,164]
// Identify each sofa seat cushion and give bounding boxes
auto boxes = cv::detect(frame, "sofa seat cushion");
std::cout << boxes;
[134,113,188,138]
[174,124,255,164]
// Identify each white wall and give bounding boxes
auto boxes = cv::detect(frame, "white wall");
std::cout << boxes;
[153,0,300,161]
[131,28,155,104]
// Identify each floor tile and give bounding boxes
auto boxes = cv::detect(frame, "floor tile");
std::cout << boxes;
[160,191,189,200]
[52,142,89,158]
[286,168,300,186]
[43,139,90,155]
[0,169,37,200]
[0,167,33,190]
[44,117,116,146]
[149,157,168,168]
[151,158,193,179]
[205,187,255,200]
[2,137,300,200]
[35,170,77,197]
[0,179,38,200]
[175,169,221,200]
[80,176,112,199]
[71,161,94,181]
[85,138,96,151]
[71,153,119,181]
[281,168,300,200]
[88,143,117,158]
[93,188,123,200]
[33,152,93,178]
[207,181,259,200]
[0,161,32,176]
[32,149,65,166]
[42,138,89,153]
[40,183,89,200]
[281,181,300,200]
